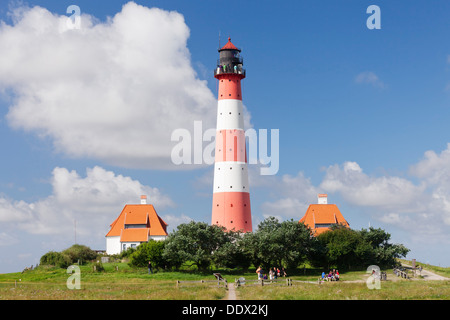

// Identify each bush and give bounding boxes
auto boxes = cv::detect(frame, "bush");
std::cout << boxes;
[40,251,72,268]
[62,244,97,265]
[129,240,166,269]
[93,261,105,272]
[39,244,97,269]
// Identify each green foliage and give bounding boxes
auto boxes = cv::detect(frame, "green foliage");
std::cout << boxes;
[212,230,251,270]
[39,251,72,268]
[159,217,409,272]
[359,227,410,267]
[163,221,229,271]
[242,217,312,270]
[93,261,105,272]
[39,244,97,269]
[313,226,410,269]
[129,240,166,269]
[62,244,97,265]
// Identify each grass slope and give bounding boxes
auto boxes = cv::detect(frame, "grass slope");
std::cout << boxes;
[0,262,448,300]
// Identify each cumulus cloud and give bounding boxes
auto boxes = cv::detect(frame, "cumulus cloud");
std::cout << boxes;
[355,71,385,88]
[0,166,174,238]
[320,161,427,211]
[409,143,450,225]
[260,171,318,218]
[0,2,217,169]
[258,144,450,245]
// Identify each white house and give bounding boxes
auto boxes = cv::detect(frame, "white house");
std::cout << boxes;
[105,195,168,255]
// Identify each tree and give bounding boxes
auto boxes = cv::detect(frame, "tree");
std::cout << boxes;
[241,217,312,270]
[129,240,166,269]
[62,244,97,265]
[315,225,410,270]
[358,227,409,267]
[212,230,251,270]
[162,221,228,271]
[317,226,371,269]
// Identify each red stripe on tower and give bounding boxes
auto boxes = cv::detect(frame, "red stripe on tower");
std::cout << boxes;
[212,37,252,233]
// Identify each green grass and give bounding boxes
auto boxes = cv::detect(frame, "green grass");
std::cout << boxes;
[0,262,448,300]
[235,280,450,300]
[0,264,226,300]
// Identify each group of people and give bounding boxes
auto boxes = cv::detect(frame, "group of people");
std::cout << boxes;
[216,64,243,74]
[321,269,340,281]
[256,266,287,280]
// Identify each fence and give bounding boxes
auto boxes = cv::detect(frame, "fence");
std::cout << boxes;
[176,279,228,288]
[234,278,319,287]
[393,267,411,279]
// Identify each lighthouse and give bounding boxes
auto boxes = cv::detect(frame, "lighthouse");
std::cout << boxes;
[211,37,252,233]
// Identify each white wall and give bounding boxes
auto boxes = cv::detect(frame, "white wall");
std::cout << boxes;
[106,235,168,255]
[106,236,121,255]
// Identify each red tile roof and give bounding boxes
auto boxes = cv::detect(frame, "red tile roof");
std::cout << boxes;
[299,204,349,236]
[120,228,150,242]
[106,204,168,240]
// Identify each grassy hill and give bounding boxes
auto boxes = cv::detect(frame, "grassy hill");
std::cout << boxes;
[0,260,448,300]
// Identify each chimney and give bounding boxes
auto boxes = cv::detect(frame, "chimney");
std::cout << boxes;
[318,194,327,205]
[140,195,147,205]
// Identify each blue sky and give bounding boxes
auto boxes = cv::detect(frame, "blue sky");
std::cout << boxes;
[1,0,450,273]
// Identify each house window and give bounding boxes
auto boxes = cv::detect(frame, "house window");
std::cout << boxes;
[125,224,146,229]
[122,243,126,251]
[315,223,335,229]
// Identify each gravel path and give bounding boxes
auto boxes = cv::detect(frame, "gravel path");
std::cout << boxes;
[226,282,237,300]
[401,263,449,281]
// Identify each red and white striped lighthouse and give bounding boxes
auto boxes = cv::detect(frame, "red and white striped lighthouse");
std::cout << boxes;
[211,37,252,233]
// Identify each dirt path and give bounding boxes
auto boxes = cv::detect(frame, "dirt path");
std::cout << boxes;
[226,282,237,300]
[401,263,449,281]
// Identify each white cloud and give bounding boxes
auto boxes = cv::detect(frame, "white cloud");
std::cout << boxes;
[409,143,450,225]
[320,161,427,210]
[355,71,385,88]
[259,144,450,246]
[260,171,318,218]
[0,166,174,238]
[0,2,218,169]
[163,213,194,233]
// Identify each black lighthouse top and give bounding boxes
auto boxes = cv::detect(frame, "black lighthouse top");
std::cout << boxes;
[214,37,245,78]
